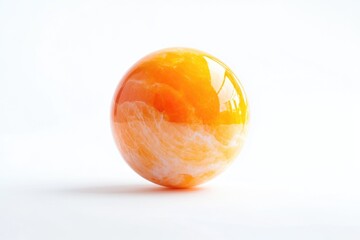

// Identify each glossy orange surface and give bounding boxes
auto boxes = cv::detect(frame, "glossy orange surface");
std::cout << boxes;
[111,48,249,188]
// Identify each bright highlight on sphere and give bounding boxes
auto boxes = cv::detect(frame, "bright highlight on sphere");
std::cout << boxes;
[111,48,249,188]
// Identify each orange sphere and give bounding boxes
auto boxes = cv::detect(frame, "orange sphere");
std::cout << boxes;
[111,48,249,188]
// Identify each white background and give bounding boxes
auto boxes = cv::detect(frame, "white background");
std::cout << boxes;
[1,0,360,239]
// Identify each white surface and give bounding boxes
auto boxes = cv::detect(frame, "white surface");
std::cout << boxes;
[1,0,360,239]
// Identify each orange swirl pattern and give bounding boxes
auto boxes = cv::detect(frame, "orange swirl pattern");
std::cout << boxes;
[111,48,249,188]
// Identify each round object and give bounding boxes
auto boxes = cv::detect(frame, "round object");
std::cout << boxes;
[111,48,249,188]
